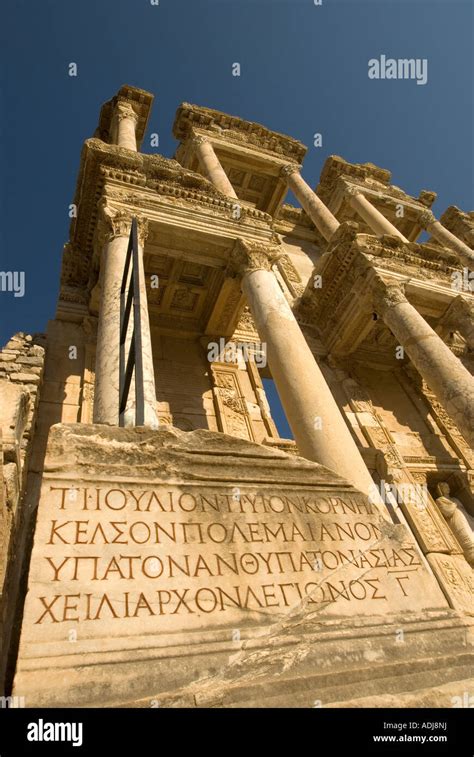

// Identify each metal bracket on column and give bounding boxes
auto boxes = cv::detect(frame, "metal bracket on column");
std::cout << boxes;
[119,217,145,426]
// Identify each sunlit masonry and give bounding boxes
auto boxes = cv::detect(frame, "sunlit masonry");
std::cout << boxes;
[1,85,473,707]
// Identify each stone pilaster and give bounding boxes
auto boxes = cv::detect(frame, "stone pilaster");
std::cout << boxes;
[113,101,139,151]
[192,135,238,198]
[345,185,408,241]
[419,209,474,270]
[280,164,339,241]
[231,238,377,497]
[93,205,158,428]
[372,278,474,447]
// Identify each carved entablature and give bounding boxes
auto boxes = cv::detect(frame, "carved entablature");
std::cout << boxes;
[354,232,459,284]
[317,155,436,209]
[70,139,226,261]
[315,156,438,244]
[64,138,275,301]
[316,155,392,206]
[173,103,307,163]
[298,222,463,358]
[102,181,272,229]
[439,205,474,248]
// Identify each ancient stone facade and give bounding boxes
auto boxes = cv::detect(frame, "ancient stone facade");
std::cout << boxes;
[1,85,473,707]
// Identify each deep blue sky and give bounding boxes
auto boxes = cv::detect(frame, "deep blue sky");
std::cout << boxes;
[1,0,472,359]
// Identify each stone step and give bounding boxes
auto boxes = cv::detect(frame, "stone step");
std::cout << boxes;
[191,651,474,708]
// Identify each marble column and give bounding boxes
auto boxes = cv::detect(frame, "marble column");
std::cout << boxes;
[442,296,474,350]
[280,164,339,241]
[419,209,474,270]
[372,278,474,447]
[93,208,158,428]
[231,238,377,496]
[192,136,238,198]
[113,102,139,151]
[346,186,409,242]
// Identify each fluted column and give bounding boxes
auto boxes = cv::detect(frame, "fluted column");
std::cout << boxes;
[280,164,339,241]
[113,101,139,151]
[419,209,474,269]
[192,136,238,198]
[345,185,409,242]
[230,238,377,496]
[93,206,158,428]
[372,279,474,446]
[441,295,474,350]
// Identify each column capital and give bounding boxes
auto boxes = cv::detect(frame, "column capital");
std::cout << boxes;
[96,202,149,247]
[190,134,209,148]
[372,277,407,318]
[114,100,139,125]
[344,183,363,198]
[228,238,282,278]
[280,163,300,181]
[135,216,149,246]
[418,209,436,228]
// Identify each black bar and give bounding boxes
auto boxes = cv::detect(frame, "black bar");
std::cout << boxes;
[132,218,145,425]
[0,707,471,755]
[120,331,136,416]
[118,218,146,427]
[120,275,134,346]
[119,232,133,427]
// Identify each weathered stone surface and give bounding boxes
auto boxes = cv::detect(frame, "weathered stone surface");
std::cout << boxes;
[0,334,46,695]
[16,356,44,367]
[10,372,40,384]
[0,381,30,463]
[12,423,456,707]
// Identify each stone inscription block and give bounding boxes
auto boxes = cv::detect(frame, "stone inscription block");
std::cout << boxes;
[12,424,448,705]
